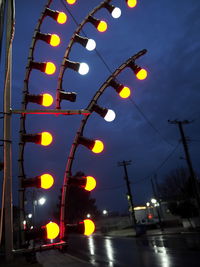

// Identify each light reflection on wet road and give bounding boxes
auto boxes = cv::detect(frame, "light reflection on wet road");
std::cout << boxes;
[68,233,200,266]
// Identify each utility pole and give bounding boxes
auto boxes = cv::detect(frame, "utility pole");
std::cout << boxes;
[168,119,200,212]
[118,160,137,226]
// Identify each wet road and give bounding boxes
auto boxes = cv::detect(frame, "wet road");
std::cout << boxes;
[67,233,200,266]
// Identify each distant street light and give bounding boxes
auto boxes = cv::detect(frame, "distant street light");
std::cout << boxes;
[102,210,108,215]
[38,197,46,206]
[28,213,32,219]
[87,214,91,218]
[151,198,157,204]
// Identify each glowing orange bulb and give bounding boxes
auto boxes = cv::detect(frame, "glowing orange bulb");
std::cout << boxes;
[46,222,60,239]
[83,219,95,236]
[49,34,60,47]
[92,140,104,153]
[40,174,54,189]
[42,93,53,107]
[119,86,131,98]
[45,62,56,75]
[97,21,107,32]
[136,68,147,80]
[127,0,137,8]
[85,176,96,191]
[41,132,53,146]
[66,0,77,4]
[57,12,67,24]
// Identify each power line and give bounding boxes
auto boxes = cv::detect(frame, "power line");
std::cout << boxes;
[129,98,174,147]
[132,141,180,185]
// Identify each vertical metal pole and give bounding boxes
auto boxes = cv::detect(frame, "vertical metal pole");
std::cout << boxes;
[3,0,14,260]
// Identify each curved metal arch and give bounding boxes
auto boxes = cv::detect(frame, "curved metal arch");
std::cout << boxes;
[18,0,53,241]
[56,0,112,109]
[59,49,147,239]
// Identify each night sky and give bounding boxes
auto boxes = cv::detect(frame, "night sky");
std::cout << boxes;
[1,0,200,219]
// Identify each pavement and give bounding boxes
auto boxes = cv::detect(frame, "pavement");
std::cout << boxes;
[1,226,200,267]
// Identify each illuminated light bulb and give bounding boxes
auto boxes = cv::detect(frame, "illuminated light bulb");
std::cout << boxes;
[57,12,67,24]
[83,219,95,236]
[111,7,121,18]
[127,0,137,8]
[40,174,54,189]
[97,21,107,32]
[44,62,56,75]
[66,0,77,4]
[119,86,131,98]
[49,34,60,47]
[42,93,53,107]
[41,132,53,146]
[104,109,116,122]
[46,222,60,239]
[85,176,96,191]
[86,39,96,51]
[135,68,147,80]
[78,63,89,75]
[92,140,104,153]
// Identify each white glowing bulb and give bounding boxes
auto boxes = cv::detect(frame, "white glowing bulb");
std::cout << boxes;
[111,7,121,19]
[78,63,89,75]
[86,39,96,51]
[104,109,116,122]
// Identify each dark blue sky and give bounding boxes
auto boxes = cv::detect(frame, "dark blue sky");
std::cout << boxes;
[1,0,200,217]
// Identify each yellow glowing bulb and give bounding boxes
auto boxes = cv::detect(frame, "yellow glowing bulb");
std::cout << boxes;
[42,94,53,107]
[83,219,95,236]
[92,140,104,153]
[41,132,53,146]
[45,62,56,75]
[136,68,147,80]
[85,176,96,191]
[97,21,107,32]
[127,0,137,8]
[66,0,77,4]
[57,12,67,24]
[46,222,60,239]
[40,174,54,189]
[119,86,131,98]
[50,34,60,47]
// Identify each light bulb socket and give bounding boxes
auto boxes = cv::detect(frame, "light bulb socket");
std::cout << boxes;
[30,61,46,72]
[22,177,40,188]
[103,2,115,13]
[87,15,100,28]
[77,136,95,150]
[74,34,88,47]
[35,32,51,44]
[128,62,141,74]
[60,91,77,102]
[45,8,59,21]
[64,59,80,72]
[21,133,41,144]
[109,79,124,94]
[25,94,43,105]
[92,104,108,118]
